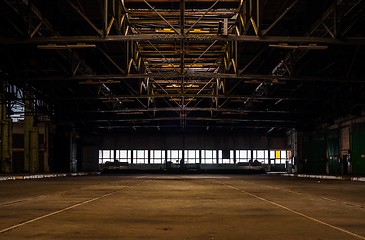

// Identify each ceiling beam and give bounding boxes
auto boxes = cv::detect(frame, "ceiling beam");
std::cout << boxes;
[26,73,365,83]
[84,117,297,124]
[2,35,365,45]
[53,94,312,101]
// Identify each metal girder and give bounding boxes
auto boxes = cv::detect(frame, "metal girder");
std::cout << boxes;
[67,0,103,36]
[80,117,297,126]
[262,0,299,36]
[87,117,296,124]
[270,0,362,78]
[185,0,220,34]
[2,0,364,134]
[125,0,238,2]
[55,93,310,101]
[26,73,365,82]
[142,0,180,34]
[98,48,126,74]
[2,35,365,45]
[79,107,302,114]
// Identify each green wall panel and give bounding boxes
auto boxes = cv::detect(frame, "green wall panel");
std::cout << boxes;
[327,129,340,175]
[351,124,365,175]
[302,134,326,174]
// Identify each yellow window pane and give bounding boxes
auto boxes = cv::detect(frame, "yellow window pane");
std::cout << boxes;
[275,150,281,159]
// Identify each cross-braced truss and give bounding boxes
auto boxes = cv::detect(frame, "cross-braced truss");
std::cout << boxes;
[0,0,365,134]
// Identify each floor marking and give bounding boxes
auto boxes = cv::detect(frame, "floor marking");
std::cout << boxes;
[215,180,365,240]
[261,183,365,209]
[0,182,120,208]
[0,180,149,234]
[243,180,365,209]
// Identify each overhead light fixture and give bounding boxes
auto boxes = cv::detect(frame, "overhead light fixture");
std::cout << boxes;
[166,84,181,88]
[191,29,209,33]
[269,43,327,50]
[186,84,199,88]
[37,43,96,49]
[169,98,181,101]
[155,28,175,33]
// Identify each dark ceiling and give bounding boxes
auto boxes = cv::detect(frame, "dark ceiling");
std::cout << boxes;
[1,0,365,135]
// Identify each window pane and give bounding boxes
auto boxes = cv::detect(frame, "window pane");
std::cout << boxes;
[171,150,179,159]
[270,150,275,159]
[120,150,128,158]
[205,150,212,159]
[154,150,161,159]
[281,150,287,159]
[241,150,247,159]
[188,150,196,159]
[257,150,264,159]
[204,158,213,164]
[275,150,281,159]
[218,150,222,159]
[137,150,144,159]
[103,150,110,159]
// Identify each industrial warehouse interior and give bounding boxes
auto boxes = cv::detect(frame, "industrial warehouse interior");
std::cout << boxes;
[0,0,365,239]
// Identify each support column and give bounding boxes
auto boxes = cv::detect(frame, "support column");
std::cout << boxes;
[1,98,12,173]
[24,92,39,173]
[69,128,78,172]
[104,0,108,36]
[43,124,50,172]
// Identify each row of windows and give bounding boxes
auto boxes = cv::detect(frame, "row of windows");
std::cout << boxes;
[99,149,291,165]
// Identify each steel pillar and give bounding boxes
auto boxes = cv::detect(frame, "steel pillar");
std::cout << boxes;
[69,128,78,173]
[24,92,39,173]
[43,124,50,172]
[0,102,12,173]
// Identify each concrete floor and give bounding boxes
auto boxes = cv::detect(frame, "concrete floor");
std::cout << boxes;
[0,174,364,240]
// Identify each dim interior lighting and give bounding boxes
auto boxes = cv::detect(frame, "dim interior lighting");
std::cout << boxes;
[274,99,283,105]
[269,43,327,50]
[155,28,175,33]
[168,98,196,102]
[166,84,199,88]
[191,29,210,33]
[37,43,96,49]
[79,80,120,85]
[221,111,246,115]
[117,111,144,115]
[166,84,181,88]
[186,84,199,88]
[103,99,135,103]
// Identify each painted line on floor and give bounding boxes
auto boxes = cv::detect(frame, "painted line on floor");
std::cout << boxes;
[0,180,150,234]
[214,180,365,240]
[0,173,91,181]
[261,184,365,209]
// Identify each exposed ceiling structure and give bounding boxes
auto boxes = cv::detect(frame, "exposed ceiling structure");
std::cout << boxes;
[1,0,365,134]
